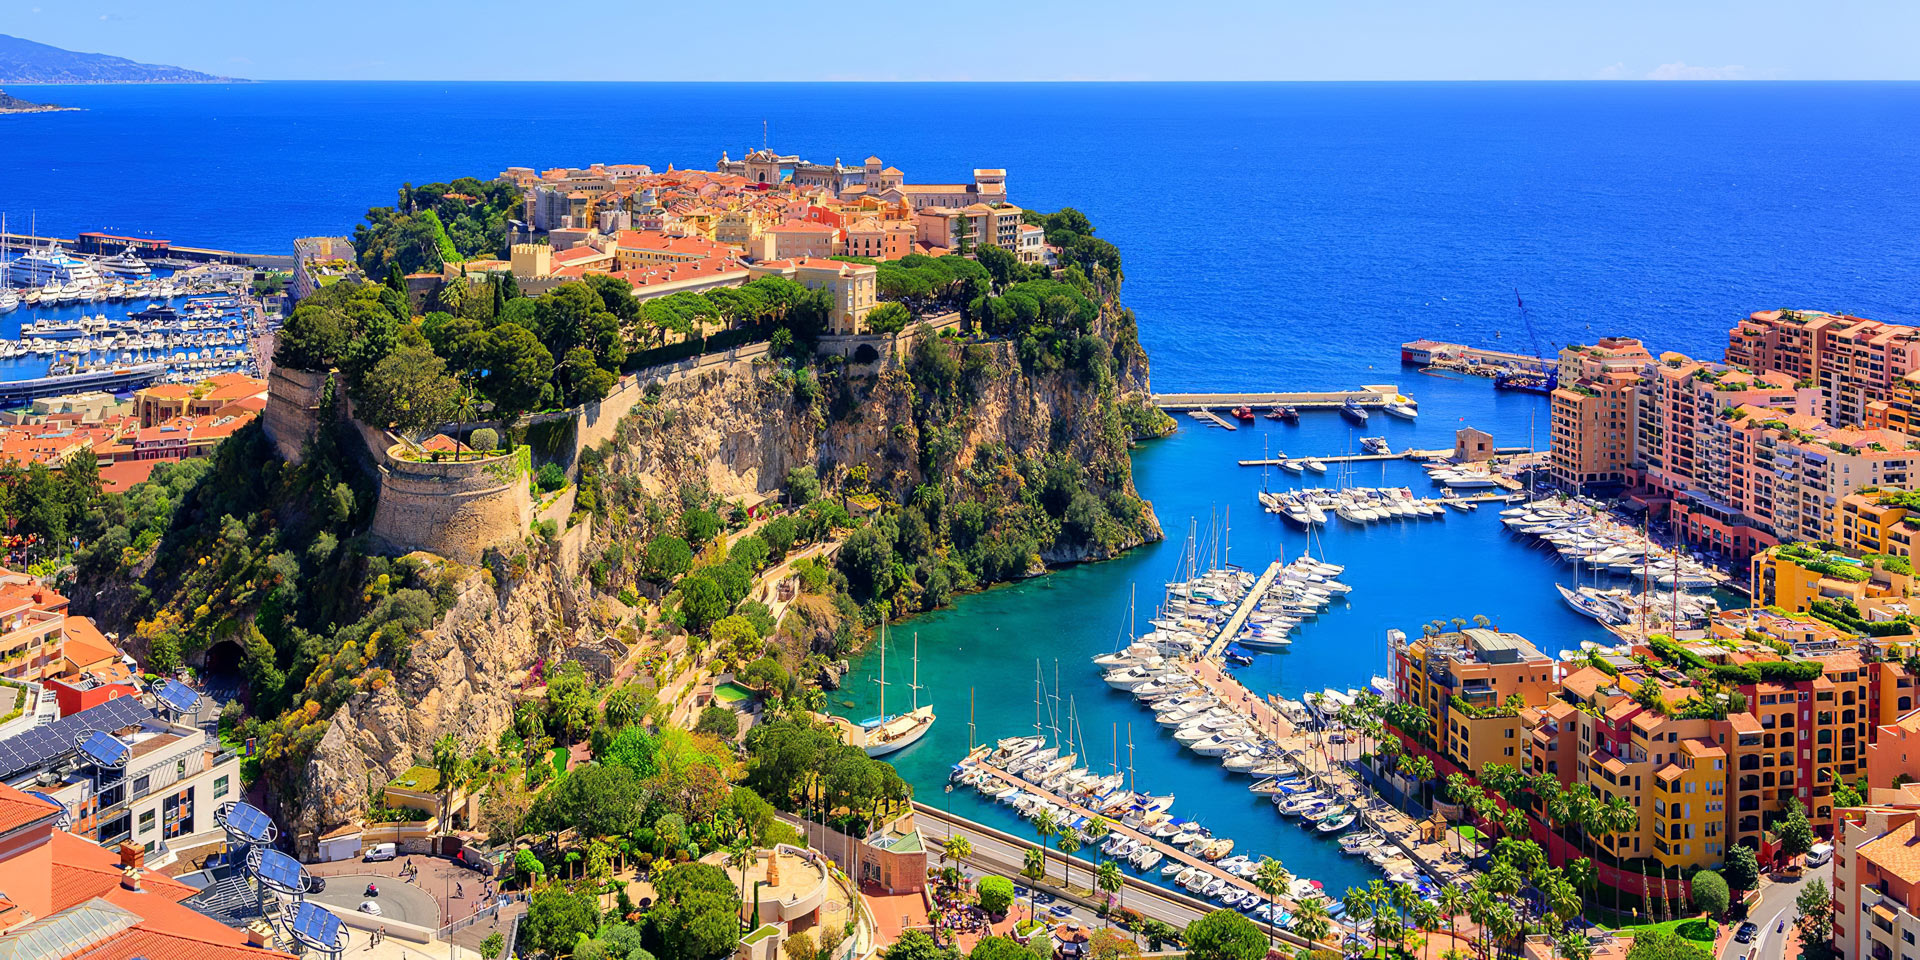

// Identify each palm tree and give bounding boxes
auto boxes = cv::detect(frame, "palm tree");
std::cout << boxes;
[1096,859,1123,927]
[942,836,972,892]
[1033,811,1059,882]
[1563,858,1596,928]
[1057,832,1081,893]
[430,734,466,829]
[1021,848,1046,922]
[726,836,758,911]
[1343,887,1378,957]
[1252,857,1288,947]
[1438,882,1470,951]
[1292,895,1332,948]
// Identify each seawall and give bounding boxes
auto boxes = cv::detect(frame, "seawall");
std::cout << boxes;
[366,446,532,565]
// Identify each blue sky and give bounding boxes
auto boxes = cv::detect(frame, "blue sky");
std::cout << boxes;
[5,0,1918,81]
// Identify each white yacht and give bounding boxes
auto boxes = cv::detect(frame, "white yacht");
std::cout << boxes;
[92,245,152,278]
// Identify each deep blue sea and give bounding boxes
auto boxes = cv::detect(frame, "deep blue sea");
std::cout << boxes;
[8,81,1919,897]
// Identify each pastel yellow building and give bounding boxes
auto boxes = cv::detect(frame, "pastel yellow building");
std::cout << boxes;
[1750,543,1912,615]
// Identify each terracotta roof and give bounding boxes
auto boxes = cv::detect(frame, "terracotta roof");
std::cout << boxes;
[61,616,119,670]
[98,459,172,495]
[0,783,59,836]
[1859,815,1920,885]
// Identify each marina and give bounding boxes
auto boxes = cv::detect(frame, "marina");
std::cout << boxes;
[837,377,1619,913]
[1153,384,1405,412]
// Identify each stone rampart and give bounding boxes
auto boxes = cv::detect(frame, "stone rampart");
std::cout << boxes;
[262,366,336,464]
[368,447,532,565]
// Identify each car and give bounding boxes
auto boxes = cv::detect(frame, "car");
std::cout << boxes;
[1735,923,1759,944]
[358,901,383,917]
[304,875,327,894]
[363,843,397,862]
[1048,904,1073,918]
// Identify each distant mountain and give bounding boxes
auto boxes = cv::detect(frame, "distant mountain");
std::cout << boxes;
[0,34,238,83]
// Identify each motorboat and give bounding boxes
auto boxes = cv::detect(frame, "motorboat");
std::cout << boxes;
[1341,399,1369,425]
[1317,810,1357,833]
[1304,458,1328,474]
[1359,436,1391,454]
[1279,459,1305,473]
[1383,397,1419,420]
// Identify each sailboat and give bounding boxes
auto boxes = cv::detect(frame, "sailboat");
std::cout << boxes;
[0,215,18,314]
[856,627,936,757]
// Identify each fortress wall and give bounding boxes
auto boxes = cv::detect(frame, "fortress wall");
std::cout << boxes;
[262,366,335,464]
[368,449,532,564]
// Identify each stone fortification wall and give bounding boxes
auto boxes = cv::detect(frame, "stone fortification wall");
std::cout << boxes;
[262,366,336,464]
[368,448,532,564]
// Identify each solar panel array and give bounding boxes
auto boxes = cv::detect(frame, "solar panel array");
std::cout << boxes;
[254,849,306,894]
[289,901,346,950]
[78,731,130,769]
[0,695,151,782]
[153,679,201,716]
[219,800,277,845]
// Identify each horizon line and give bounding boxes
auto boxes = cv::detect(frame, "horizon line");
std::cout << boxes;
[9,77,1920,86]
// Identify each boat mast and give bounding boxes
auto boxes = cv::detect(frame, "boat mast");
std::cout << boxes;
[1126,723,1135,795]
[1033,660,1045,742]
[1050,660,1063,747]
[871,622,888,724]
[909,632,921,713]
[969,687,976,753]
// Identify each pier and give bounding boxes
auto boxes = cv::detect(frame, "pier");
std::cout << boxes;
[1400,340,1556,376]
[1203,560,1285,660]
[1153,384,1402,412]
[1236,445,1537,466]
[1187,409,1236,430]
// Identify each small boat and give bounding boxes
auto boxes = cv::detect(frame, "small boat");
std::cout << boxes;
[1359,436,1391,455]
[1341,399,1369,424]
[1232,405,1256,422]
[1303,458,1328,474]
[1279,459,1305,473]
[1383,397,1419,420]
[1267,405,1298,422]
[1317,811,1357,833]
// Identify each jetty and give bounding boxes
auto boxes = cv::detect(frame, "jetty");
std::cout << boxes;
[1153,384,1402,412]
[1400,340,1556,377]
[1187,409,1236,431]
[1237,446,1536,467]
[1202,560,1285,660]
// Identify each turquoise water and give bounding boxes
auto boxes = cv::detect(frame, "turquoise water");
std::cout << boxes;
[833,375,1616,899]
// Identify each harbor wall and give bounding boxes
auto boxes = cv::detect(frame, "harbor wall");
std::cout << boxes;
[367,446,532,565]
[262,366,337,464]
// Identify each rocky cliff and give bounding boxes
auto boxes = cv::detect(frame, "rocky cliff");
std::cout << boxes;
[293,302,1161,843]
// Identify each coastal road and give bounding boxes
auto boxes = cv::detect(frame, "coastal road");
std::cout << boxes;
[1719,863,1829,960]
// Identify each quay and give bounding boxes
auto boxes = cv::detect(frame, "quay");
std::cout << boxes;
[1202,560,1285,660]
[0,231,293,270]
[0,364,165,407]
[1400,339,1556,376]
[1237,445,1537,466]
[1153,384,1402,412]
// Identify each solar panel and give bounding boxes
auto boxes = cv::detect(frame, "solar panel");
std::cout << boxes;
[254,848,306,894]
[219,801,277,844]
[0,696,154,781]
[78,731,129,768]
[153,679,201,716]
[289,901,346,950]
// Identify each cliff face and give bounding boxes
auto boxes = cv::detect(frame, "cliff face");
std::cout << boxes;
[295,306,1160,842]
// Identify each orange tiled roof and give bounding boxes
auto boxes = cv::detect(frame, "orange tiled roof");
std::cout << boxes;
[1859,816,1920,885]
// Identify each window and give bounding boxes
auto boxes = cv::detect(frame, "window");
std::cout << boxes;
[138,810,155,834]
[213,775,230,799]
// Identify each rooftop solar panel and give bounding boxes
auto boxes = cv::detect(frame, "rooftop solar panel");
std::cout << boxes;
[153,679,201,716]
[0,696,154,781]
[218,801,277,844]
[289,900,346,950]
[78,731,129,769]
[254,848,306,894]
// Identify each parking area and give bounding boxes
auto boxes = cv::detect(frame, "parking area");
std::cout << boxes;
[306,853,501,930]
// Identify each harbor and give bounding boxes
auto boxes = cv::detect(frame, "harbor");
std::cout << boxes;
[835,373,1621,922]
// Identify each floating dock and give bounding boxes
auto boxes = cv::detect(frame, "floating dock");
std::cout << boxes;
[1203,560,1285,660]
[1187,410,1236,430]
[1153,384,1403,412]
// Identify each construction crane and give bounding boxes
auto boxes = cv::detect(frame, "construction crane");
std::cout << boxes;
[1493,288,1559,394]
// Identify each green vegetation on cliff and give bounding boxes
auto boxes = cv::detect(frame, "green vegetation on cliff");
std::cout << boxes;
[353,178,524,275]
[70,421,461,799]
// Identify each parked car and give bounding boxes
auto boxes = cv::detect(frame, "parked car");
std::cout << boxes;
[304,875,327,894]
[363,843,398,862]
[1735,923,1759,944]
[358,901,383,917]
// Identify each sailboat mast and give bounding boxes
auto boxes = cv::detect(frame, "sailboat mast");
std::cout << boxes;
[969,688,976,753]
[1127,723,1135,795]
[875,623,887,721]
[910,632,921,712]
[1033,661,1044,741]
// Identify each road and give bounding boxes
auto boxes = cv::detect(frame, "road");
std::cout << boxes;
[1721,863,1830,960]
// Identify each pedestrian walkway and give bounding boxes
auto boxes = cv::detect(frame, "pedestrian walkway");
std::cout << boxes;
[1202,560,1286,659]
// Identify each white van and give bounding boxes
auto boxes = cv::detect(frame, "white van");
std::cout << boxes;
[1806,843,1834,867]
[363,842,398,862]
